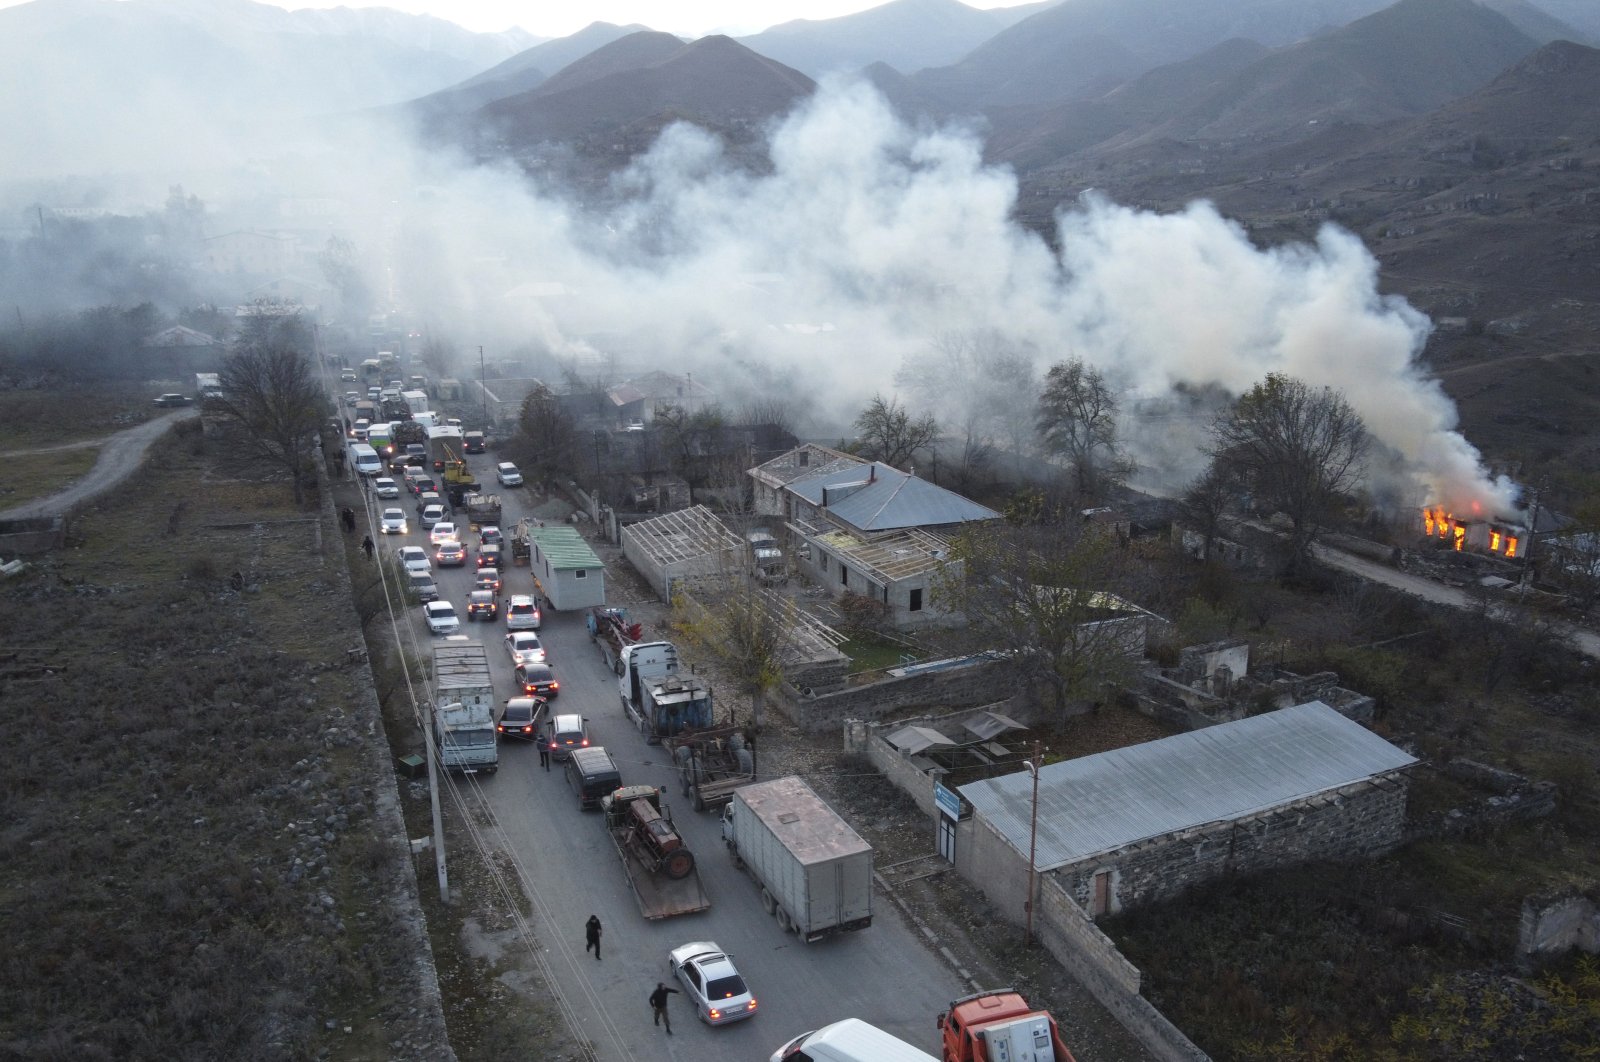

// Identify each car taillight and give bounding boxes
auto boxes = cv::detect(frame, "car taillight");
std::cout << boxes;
[708,1009,721,1021]
[747,999,756,1010]
[550,681,559,690]
[580,738,589,747]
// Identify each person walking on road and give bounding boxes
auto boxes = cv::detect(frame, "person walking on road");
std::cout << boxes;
[585,915,602,961]
[361,534,374,561]
[650,982,679,1034]
[538,736,551,770]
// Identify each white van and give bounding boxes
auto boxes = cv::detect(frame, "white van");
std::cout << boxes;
[350,443,382,477]
[769,1019,937,1062]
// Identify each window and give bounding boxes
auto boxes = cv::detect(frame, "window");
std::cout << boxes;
[909,588,923,612]
[798,450,809,467]
[575,569,587,579]
[840,566,849,588]
[819,553,828,575]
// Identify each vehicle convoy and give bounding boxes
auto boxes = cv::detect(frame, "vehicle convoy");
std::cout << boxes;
[663,724,756,811]
[938,990,1078,1062]
[600,784,711,919]
[587,606,642,670]
[616,641,714,744]
[722,776,873,942]
[431,643,497,773]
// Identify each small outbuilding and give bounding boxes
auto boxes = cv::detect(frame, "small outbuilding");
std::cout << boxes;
[525,526,605,611]
[620,505,744,601]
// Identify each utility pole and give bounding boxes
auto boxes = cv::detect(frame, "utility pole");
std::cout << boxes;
[479,345,487,428]
[1024,740,1043,945]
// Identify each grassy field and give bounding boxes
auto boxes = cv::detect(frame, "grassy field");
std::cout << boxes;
[0,420,438,1060]
[0,389,158,449]
[0,445,100,508]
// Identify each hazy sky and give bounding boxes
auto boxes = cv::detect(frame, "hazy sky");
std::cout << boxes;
[0,0,1041,38]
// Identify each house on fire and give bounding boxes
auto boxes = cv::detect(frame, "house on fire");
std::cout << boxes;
[747,446,999,629]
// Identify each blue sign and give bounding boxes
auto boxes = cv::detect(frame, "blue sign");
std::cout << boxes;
[934,781,962,820]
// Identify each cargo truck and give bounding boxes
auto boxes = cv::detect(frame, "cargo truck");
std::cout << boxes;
[938,990,1078,1062]
[617,641,713,744]
[722,776,872,941]
[600,784,711,919]
[431,643,498,773]
[664,724,756,811]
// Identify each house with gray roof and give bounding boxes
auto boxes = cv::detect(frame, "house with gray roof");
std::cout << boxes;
[950,701,1416,918]
[748,447,1000,629]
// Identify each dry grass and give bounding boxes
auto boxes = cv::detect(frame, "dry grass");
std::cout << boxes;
[0,389,158,448]
[0,445,99,507]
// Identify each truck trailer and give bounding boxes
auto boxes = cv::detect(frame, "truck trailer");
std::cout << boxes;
[722,775,872,942]
[600,784,711,919]
[431,642,498,773]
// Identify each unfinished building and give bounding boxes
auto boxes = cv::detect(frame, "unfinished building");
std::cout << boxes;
[620,505,744,601]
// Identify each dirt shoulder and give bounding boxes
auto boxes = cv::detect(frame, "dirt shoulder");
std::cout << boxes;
[0,407,197,519]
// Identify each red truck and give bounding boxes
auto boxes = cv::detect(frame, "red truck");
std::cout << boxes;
[938,990,1078,1062]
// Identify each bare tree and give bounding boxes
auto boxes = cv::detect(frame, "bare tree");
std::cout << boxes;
[934,514,1145,720]
[1179,462,1237,562]
[655,403,730,499]
[852,394,938,470]
[1210,374,1368,576]
[511,384,577,489]
[218,313,324,506]
[897,330,1038,479]
[1036,358,1129,500]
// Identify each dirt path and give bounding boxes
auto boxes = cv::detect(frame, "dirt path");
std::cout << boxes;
[0,409,197,519]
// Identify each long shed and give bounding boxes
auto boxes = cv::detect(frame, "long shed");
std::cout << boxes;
[526,526,605,611]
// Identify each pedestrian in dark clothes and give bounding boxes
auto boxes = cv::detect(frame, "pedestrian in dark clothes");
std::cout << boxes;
[650,982,679,1033]
[538,737,551,770]
[585,915,602,960]
[341,507,356,533]
[361,534,374,560]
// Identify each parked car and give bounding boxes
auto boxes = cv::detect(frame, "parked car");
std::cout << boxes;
[467,589,499,620]
[505,595,542,630]
[153,393,191,407]
[474,567,502,594]
[668,942,757,1026]
[545,712,587,759]
[505,631,546,667]
[420,504,446,530]
[396,545,431,574]
[514,662,559,698]
[495,462,523,487]
[423,600,460,635]
[373,477,400,499]
[379,508,408,535]
[496,697,546,741]
[436,540,467,567]
[430,521,458,546]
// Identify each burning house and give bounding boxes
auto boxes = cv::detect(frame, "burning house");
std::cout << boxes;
[1420,505,1528,560]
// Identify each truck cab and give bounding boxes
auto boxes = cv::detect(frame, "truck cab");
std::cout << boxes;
[938,990,1077,1062]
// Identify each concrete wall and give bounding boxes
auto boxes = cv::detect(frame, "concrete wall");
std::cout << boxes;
[776,656,1023,734]
[1519,889,1600,964]
[0,515,66,556]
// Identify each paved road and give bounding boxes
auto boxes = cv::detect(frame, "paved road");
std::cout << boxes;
[363,460,964,1061]
[0,408,197,519]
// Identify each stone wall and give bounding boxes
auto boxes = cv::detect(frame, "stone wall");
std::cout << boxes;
[775,656,1023,733]
[0,515,67,555]
[1409,759,1558,840]
[1053,776,1410,913]
[1518,888,1600,965]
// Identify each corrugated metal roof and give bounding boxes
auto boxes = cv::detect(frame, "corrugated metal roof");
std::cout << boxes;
[958,702,1416,871]
[790,462,998,531]
[526,526,602,571]
[886,725,956,755]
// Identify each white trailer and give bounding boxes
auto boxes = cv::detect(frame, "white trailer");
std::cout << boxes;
[432,643,497,773]
[721,775,873,942]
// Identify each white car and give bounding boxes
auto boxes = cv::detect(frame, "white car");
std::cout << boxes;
[430,521,458,545]
[396,545,431,574]
[505,631,546,667]
[379,507,407,535]
[668,942,756,1026]
[373,476,400,499]
[505,594,542,630]
[495,462,523,487]
[419,504,446,530]
[423,600,460,635]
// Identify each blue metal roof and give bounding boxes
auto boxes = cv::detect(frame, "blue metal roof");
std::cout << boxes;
[958,702,1416,871]
[790,461,998,531]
